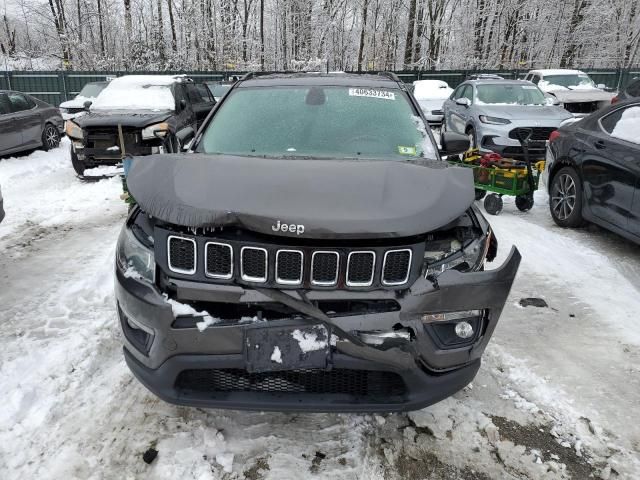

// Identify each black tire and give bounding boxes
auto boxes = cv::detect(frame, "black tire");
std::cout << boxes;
[515,193,535,212]
[484,193,503,215]
[70,146,85,176]
[475,189,487,201]
[549,166,585,228]
[466,126,477,149]
[41,123,61,151]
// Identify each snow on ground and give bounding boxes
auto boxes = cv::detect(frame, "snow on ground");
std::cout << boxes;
[1,146,639,479]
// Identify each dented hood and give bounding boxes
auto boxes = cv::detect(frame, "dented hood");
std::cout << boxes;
[127,154,475,239]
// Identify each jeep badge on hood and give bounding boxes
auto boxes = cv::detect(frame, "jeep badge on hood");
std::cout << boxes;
[272,220,305,235]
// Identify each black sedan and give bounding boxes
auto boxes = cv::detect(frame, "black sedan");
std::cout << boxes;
[0,90,64,156]
[545,98,640,243]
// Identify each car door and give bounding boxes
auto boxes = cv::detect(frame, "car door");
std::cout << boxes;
[444,85,463,132]
[0,93,23,154]
[449,85,472,134]
[186,84,216,128]
[173,83,197,132]
[580,104,640,232]
[8,92,42,148]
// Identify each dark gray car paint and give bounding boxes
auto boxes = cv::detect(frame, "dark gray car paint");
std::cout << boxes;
[127,154,475,239]
[0,91,64,156]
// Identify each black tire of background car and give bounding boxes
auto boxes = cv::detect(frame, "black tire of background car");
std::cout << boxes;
[475,189,487,201]
[70,146,85,176]
[41,124,61,151]
[484,193,503,215]
[515,193,535,212]
[549,166,585,228]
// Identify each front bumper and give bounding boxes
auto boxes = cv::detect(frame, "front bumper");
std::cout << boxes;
[115,247,521,412]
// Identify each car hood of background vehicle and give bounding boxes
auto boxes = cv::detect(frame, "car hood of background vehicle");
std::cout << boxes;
[475,105,572,121]
[546,89,614,103]
[74,110,173,128]
[127,154,475,239]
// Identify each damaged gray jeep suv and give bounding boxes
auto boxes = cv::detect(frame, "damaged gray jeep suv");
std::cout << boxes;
[115,73,521,412]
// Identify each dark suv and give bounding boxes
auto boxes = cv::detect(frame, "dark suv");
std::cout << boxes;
[115,73,521,412]
[65,75,215,176]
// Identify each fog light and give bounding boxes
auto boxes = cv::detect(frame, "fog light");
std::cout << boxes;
[422,310,482,323]
[455,321,474,339]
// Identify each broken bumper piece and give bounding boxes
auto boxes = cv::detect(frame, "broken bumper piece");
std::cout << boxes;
[115,247,521,412]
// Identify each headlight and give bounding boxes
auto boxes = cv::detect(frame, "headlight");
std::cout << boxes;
[479,115,511,125]
[116,226,155,283]
[423,229,491,277]
[141,122,170,140]
[65,121,84,139]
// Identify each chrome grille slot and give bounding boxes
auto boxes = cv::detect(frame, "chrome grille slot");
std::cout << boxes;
[311,251,339,286]
[241,247,268,282]
[382,249,412,286]
[346,251,375,287]
[205,242,233,279]
[275,250,303,285]
[167,236,197,274]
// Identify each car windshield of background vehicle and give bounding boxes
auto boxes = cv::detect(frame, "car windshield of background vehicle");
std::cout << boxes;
[476,84,546,106]
[78,83,106,99]
[541,74,596,90]
[602,105,640,145]
[198,86,437,160]
[212,85,231,98]
[91,79,176,111]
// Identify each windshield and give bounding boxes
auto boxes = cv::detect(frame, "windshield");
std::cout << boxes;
[77,83,106,99]
[211,85,231,98]
[542,74,595,89]
[198,86,436,160]
[91,78,175,111]
[476,84,546,105]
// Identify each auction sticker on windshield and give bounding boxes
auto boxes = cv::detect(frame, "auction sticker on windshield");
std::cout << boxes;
[349,88,395,100]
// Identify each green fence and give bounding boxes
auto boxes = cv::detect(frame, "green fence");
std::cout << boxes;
[2,68,639,106]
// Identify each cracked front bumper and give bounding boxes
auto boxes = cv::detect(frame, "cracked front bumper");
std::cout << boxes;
[115,247,521,412]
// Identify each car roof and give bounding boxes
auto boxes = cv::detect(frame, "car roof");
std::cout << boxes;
[530,69,585,76]
[238,72,402,89]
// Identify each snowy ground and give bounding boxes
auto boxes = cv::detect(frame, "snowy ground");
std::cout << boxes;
[1,142,639,479]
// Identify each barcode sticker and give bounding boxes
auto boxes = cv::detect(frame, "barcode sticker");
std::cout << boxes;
[349,88,395,100]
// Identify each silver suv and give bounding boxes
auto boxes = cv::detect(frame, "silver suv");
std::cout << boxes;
[442,79,573,159]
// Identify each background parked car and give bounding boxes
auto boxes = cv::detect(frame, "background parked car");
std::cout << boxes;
[525,69,614,117]
[0,183,4,224]
[65,75,215,176]
[545,98,640,244]
[58,81,110,120]
[412,79,453,126]
[205,81,233,102]
[612,77,640,104]
[442,79,572,159]
[0,90,63,157]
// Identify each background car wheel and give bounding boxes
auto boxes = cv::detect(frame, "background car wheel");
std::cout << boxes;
[466,126,477,149]
[549,166,585,228]
[41,124,61,151]
[483,193,503,215]
[70,147,85,176]
[475,189,487,201]
[515,193,534,212]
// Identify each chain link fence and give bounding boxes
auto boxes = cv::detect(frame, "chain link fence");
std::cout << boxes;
[2,68,639,106]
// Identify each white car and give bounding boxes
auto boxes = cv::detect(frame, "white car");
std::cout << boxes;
[412,80,453,125]
[59,81,110,120]
[524,69,614,117]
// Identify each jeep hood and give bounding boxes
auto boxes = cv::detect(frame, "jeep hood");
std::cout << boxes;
[74,110,173,128]
[127,154,475,239]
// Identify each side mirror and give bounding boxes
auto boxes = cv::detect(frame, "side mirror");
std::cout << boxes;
[439,131,470,156]
[176,126,195,149]
[455,98,471,107]
[597,83,606,90]
[83,100,92,110]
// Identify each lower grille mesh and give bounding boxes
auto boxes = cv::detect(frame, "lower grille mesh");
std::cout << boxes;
[175,368,406,397]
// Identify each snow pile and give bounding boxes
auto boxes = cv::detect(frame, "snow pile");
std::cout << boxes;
[611,106,640,144]
[411,115,437,157]
[270,346,283,363]
[412,80,453,100]
[162,295,220,331]
[291,327,328,353]
[91,75,179,111]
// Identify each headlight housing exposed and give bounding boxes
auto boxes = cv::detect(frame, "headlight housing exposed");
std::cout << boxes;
[479,115,511,125]
[65,121,84,139]
[141,122,170,140]
[116,226,155,283]
[422,215,492,278]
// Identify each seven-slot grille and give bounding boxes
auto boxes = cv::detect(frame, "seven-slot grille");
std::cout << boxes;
[166,237,413,288]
